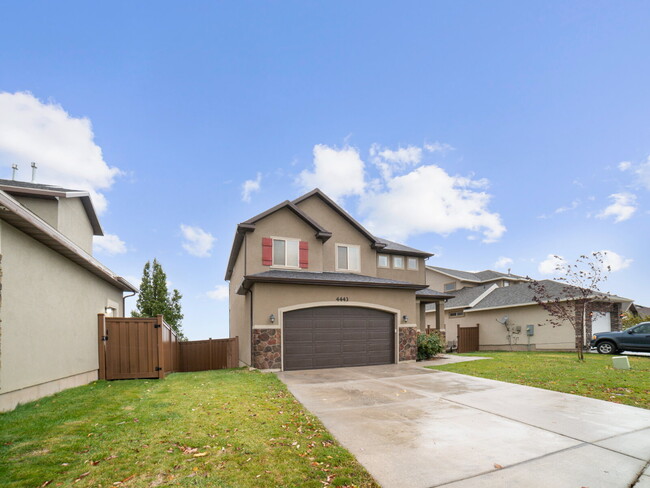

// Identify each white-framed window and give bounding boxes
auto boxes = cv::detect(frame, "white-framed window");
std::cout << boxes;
[336,244,360,271]
[449,311,465,317]
[407,257,418,270]
[393,255,404,269]
[377,254,389,268]
[503,281,510,287]
[444,282,456,292]
[272,237,300,268]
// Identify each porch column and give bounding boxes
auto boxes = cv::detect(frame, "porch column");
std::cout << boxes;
[419,301,427,333]
[436,300,445,331]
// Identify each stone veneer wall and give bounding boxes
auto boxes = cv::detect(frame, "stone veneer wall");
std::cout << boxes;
[573,301,622,347]
[399,327,417,361]
[252,328,282,370]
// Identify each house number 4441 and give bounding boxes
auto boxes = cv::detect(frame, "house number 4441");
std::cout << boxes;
[336,297,349,302]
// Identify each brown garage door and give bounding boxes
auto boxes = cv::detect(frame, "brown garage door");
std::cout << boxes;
[283,306,395,371]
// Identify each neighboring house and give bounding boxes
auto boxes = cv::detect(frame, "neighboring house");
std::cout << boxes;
[425,266,632,351]
[225,188,450,371]
[629,303,650,319]
[0,179,137,412]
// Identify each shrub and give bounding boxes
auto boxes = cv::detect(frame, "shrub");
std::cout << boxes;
[417,333,444,360]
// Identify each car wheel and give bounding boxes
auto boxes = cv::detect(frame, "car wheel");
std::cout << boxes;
[597,341,617,354]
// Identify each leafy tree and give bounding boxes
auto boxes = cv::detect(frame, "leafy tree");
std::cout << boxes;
[622,311,650,329]
[529,252,610,361]
[132,259,186,340]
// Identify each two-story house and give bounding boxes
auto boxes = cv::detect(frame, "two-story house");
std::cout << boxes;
[0,179,137,411]
[225,189,450,371]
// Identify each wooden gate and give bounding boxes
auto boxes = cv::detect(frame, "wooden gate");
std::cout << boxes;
[458,326,479,353]
[98,315,178,380]
[98,314,238,380]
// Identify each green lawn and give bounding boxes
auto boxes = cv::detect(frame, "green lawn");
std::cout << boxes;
[428,352,650,409]
[0,369,378,488]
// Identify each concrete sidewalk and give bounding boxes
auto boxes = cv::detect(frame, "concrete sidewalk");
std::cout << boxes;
[277,362,650,488]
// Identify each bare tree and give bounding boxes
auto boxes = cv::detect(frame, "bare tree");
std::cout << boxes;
[528,252,610,361]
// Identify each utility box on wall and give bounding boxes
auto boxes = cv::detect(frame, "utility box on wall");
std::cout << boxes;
[526,324,535,336]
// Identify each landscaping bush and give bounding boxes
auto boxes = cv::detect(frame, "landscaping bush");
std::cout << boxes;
[417,332,444,360]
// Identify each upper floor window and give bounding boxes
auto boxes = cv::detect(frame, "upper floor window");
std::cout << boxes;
[377,254,389,268]
[407,257,418,270]
[336,244,360,271]
[503,281,510,287]
[444,282,456,292]
[393,256,404,269]
[273,238,299,268]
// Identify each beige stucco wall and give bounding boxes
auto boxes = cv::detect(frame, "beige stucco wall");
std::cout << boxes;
[12,196,94,254]
[252,282,417,328]
[57,198,94,254]
[294,196,377,276]
[425,268,472,292]
[377,255,426,285]
[246,207,325,275]
[0,221,124,405]
[430,304,576,350]
[228,244,251,366]
[14,196,59,229]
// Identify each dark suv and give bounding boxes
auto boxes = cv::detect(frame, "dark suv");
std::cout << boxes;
[590,322,650,354]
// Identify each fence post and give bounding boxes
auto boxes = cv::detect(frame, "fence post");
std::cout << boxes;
[156,315,165,379]
[209,338,213,370]
[97,313,106,380]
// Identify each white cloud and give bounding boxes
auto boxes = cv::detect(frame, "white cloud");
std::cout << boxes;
[424,142,454,154]
[360,165,505,243]
[180,224,215,257]
[297,142,505,243]
[241,172,262,203]
[93,233,127,255]
[297,144,366,200]
[618,161,632,171]
[494,257,513,270]
[0,91,121,213]
[207,284,229,301]
[597,193,637,223]
[370,144,422,180]
[538,254,566,275]
[636,157,650,190]
[555,199,580,214]
[597,250,632,272]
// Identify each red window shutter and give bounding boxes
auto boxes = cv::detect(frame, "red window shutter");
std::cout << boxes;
[262,238,273,266]
[299,241,309,269]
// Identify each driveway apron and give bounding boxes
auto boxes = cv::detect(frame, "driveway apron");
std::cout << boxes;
[277,362,650,488]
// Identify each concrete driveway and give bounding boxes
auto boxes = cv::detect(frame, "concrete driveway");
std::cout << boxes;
[277,360,650,488]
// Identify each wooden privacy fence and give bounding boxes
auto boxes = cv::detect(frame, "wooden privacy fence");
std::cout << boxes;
[457,325,479,353]
[98,314,239,380]
[179,338,239,371]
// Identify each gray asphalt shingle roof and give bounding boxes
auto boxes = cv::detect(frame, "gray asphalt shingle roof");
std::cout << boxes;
[425,284,494,311]
[375,237,432,256]
[416,288,455,300]
[428,266,528,283]
[243,270,426,287]
[468,280,629,311]
[0,179,81,193]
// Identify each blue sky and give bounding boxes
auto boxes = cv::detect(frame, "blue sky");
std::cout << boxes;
[1,1,649,339]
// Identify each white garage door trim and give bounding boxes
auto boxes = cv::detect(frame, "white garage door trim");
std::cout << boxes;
[592,311,611,334]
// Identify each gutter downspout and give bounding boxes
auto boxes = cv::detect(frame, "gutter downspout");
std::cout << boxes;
[122,290,136,317]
